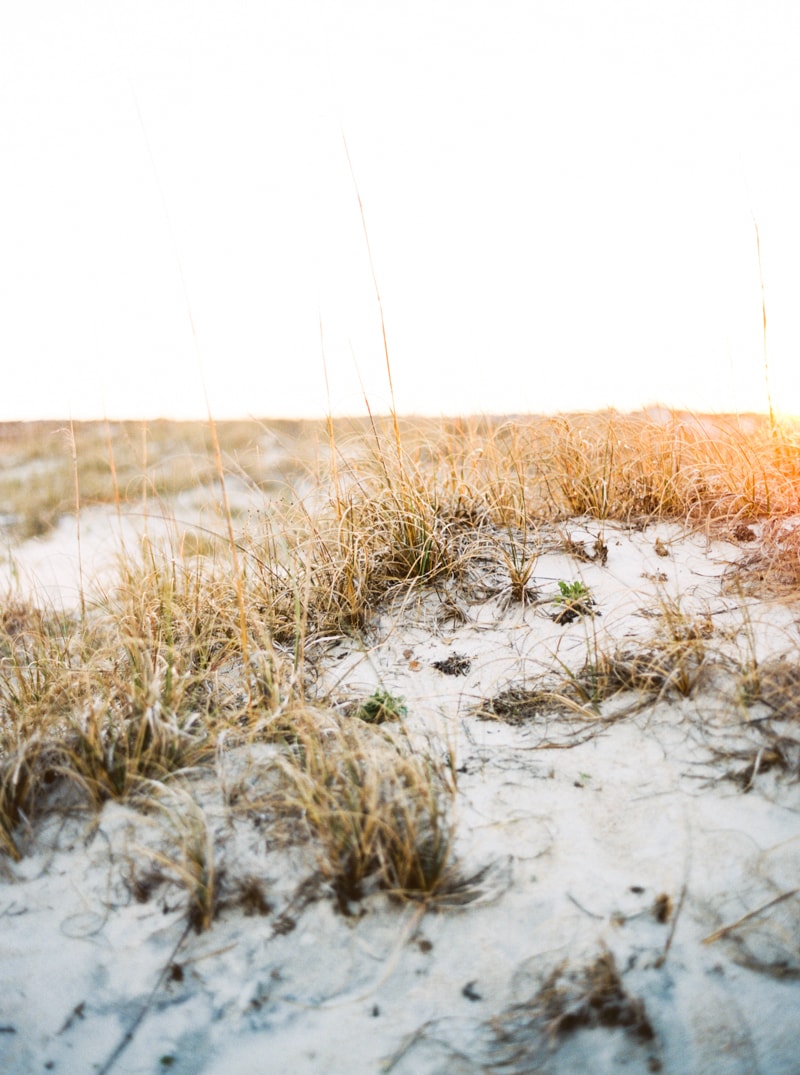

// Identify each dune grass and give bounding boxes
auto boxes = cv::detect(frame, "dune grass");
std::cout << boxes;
[2,407,800,900]
[0,418,317,539]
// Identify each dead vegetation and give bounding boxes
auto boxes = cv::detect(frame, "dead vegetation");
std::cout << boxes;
[726,518,800,595]
[476,627,712,729]
[272,718,461,911]
[488,950,659,1072]
[0,418,317,540]
[5,409,800,860]
[2,409,800,1070]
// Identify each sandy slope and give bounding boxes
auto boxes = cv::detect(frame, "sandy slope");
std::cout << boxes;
[1,516,799,1074]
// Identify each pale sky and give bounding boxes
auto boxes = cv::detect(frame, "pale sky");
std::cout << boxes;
[2,0,799,420]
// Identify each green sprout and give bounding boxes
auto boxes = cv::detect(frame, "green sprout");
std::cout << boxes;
[553,580,596,624]
[354,688,407,725]
[556,580,591,604]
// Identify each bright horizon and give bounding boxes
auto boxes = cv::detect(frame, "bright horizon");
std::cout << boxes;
[2,1,799,422]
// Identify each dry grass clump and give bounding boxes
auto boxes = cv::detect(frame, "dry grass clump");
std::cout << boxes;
[248,422,478,638]
[0,601,84,857]
[0,741,56,860]
[130,790,221,934]
[0,543,306,857]
[726,517,800,595]
[543,413,691,519]
[472,661,639,729]
[746,657,800,720]
[488,950,657,1072]
[61,704,211,809]
[0,632,214,858]
[598,643,705,701]
[265,502,461,637]
[706,655,800,788]
[477,618,712,730]
[546,411,800,522]
[0,600,77,723]
[274,718,458,912]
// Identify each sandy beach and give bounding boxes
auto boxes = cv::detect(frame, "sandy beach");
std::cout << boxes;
[1,417,799,1074]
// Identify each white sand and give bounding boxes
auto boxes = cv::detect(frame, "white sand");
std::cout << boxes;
[1,514,798,1073]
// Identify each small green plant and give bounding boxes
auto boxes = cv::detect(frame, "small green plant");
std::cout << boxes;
[556,579,589,603]
[553,580,596,623]
[354,688,407,725]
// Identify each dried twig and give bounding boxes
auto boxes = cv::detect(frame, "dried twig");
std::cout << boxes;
[702,888,800,945]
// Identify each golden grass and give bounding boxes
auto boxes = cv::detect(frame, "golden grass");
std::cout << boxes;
[273,718,457,910]
[2,407,800,905]
[0,418,317,539]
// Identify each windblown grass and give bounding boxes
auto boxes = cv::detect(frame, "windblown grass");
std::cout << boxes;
[0,418,316,539]
[2,407,800,891]
[273,718,458,911]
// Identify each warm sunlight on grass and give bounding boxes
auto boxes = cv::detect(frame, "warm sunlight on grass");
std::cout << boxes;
[2,408,800,1072]
[3,405,800,860]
